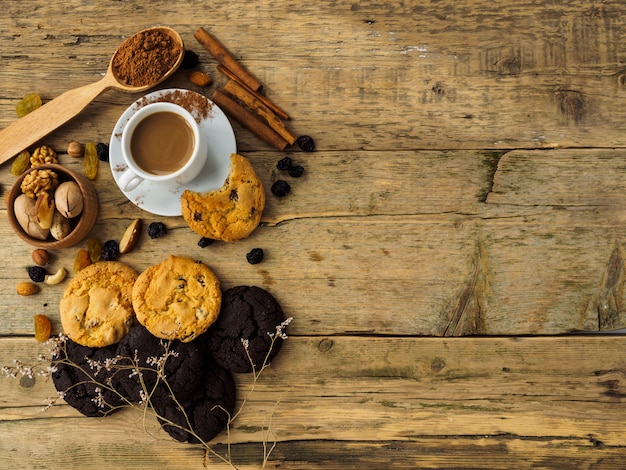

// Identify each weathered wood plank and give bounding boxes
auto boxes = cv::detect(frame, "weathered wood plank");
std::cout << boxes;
[2,336,626,468]
[1,1,626,151]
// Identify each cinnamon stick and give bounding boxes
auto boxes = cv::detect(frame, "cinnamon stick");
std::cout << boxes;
[223,80,296,145]
[217,64,290,120]
[212,89,289,151]
[194,27,262,92]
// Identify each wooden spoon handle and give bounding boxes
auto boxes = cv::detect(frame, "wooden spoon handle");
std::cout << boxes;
[0,73,117,165]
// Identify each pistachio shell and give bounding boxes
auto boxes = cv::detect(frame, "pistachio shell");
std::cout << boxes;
[54,181,83,218]
[50,210,71,240]
[14,194,49,240]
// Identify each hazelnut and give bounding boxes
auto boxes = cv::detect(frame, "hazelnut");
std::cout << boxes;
[32,249,50,266]
[67,141,84,159]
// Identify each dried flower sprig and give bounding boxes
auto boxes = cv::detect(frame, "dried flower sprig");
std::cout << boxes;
[1,318,293,470]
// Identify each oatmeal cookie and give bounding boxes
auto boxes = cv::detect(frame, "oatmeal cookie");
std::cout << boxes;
[59,261,138,347]
[132,255,221,342]
[181,153,265,242]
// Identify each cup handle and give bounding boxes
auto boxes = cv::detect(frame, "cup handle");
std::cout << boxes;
[119,169,143,192]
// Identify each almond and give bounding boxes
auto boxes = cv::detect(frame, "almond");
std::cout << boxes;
[17,281,39,296]
[189,70,212,87]
[119,218,142,254]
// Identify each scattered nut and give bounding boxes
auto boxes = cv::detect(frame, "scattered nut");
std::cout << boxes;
[35,192,55,229]
[30,145,58,167]
[17,281,39,296]
[31,249,50,266]
[54,181,83,218]
[14,194,50,240]
[67,141,84,158]
[50,210,71,240]
[119,218,142,254]
[189,70,212,87]
[44,267,67,285]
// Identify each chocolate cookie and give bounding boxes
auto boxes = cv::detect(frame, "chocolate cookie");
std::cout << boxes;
[59,261,138,347]
[51,337,127,417]
[202,285,286,373]
[116,324,206,403]
[152,359,236,444]
[181,153,265,242]
[132,255,222,342]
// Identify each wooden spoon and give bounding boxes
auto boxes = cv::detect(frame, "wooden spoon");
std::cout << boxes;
[0,26,184,165]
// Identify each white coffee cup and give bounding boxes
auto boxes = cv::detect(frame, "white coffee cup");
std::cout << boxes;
[119,102,206,192]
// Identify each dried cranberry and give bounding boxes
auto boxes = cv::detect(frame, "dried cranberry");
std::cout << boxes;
[276,156,292,170]
[296,135,315,152]
[198,237,215,248]
[101,240,119,261]
[288,165,304,177]
[27,266,47,283]
[181,50,199,69]
[148,222,167,239]
[96,142,109,162]
[271,180,291,197]
[246,248,264,264]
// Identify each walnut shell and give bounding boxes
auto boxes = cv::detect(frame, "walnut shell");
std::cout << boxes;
[14,194,49,240]
[54,181,84,218]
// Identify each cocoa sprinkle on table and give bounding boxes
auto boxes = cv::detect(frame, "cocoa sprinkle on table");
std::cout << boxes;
[112,29,182,87]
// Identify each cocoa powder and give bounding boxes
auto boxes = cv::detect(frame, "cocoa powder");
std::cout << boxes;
[112,29,182,87]
[139,89,214,122]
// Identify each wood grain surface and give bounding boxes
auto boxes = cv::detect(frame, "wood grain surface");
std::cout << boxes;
[1,0,626,468]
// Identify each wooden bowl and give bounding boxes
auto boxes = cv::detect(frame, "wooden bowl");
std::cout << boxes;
[7,164,98,249]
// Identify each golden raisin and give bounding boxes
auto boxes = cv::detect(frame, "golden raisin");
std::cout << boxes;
[84,142,98,180]
[73,248,92,273]
[34,314,51,342]
[16,93,42,118]
[10,150,31,176]
[87,237,102,263]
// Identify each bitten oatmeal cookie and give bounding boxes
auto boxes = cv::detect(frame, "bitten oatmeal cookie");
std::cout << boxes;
[201,285,286,373]
[132,255,221,342]
[181,153,265,242]
[59,261,138,348]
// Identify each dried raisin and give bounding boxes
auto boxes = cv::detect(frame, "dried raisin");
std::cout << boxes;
[181,50,199,69]
[296,135,315,152]
[87,237,102,263]
[271,180,291,197]
[276,156,292,170]
[246,248,264,264]
[28,266,47,282]
[148,221,167,239]
[84,142,99,180]
[73,249,92,273]
[101,240,119,261]
[34,314,52,342]
[10,150,31,176]
[96,142,109,162]
[16,93,42,118]
[288,165,304,177]
[198,237,215,248]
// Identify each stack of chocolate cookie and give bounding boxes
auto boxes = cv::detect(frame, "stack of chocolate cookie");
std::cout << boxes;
[52,256,287,445]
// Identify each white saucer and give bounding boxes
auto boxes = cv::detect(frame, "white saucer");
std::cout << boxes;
[109,88,236,216]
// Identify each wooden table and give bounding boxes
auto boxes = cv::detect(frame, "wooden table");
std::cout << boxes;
[1,1,626,468]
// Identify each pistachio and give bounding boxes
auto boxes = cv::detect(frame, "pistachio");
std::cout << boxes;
[14,194,50,240]
[44,267,67,285]
[54,181,83,218]
[119,218,142,254]
[35,192,55,229]
[50,210,71,240]
[31,249,50,266]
